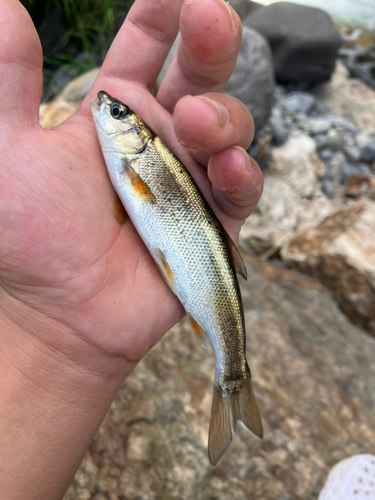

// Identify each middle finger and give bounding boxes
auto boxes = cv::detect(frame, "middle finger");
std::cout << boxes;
[157,0,242,113]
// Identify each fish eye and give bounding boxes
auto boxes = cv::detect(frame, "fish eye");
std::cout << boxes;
[110,103,127,119]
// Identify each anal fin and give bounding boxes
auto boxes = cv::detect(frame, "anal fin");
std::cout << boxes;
[187,314,208,349]
[223,230,247,280]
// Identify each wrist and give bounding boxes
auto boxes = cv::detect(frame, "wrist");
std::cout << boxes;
[0,291,130,500]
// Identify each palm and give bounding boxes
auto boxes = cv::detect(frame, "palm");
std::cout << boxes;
[0,0,262,365]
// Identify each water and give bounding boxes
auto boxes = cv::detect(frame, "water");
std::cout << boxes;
[255,0,375,31]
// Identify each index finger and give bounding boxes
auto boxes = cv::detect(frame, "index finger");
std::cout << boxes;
[100,0,183,90]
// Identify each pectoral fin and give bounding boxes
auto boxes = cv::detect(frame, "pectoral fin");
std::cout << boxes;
[187,314,208,349]
[121,159,155,203]
[224,230,247,280]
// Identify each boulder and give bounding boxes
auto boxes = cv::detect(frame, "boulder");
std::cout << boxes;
[312,61,375,134]
[157,28,275,131]
[281,200,375,335]
[244,2,341,85]
[63,252,375,500]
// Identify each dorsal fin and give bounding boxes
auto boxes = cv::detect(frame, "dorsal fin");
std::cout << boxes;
[224,230,247,280]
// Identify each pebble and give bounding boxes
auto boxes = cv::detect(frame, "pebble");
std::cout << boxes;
[343,144,361,162]
[271,115,290,146]
[324,130,343,151]
[319,148,336,161]
[341,163,360,184]
[306,118,332,135]
[360,143,375,163]
[321,176,336,198]
[282,92,316,114]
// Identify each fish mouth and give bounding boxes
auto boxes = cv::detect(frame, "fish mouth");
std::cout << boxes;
[89,97,101,114]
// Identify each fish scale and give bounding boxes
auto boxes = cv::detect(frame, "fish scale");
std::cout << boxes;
[91,91,263,465]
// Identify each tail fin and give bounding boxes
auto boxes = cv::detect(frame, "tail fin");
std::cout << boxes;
[208,369,263,466]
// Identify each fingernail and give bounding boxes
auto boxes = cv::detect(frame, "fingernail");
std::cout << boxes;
[196,96,230,127]
[216,0,235,30]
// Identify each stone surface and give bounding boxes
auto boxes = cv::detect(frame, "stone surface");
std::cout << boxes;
[244,2,341,85]
[267,135,323,197]
[312,61,375,133]
[281,200,375,335]
[282,92,316,114]
[223,26,275,130]
[63,252,375,500]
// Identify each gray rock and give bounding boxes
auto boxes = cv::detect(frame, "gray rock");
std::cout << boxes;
[244,2,341,85]
[344,144,361,162]
[228,0,263,19]
[321,175,336,198]
[360,143,375,164]
[64,252,375,500]
[316,129,343,151]
[341,163,360,184]
[319,148,335,161]
[224,26,275,130]
[282,92,316,114]
[270,115,289,146]
[306,118,332,135]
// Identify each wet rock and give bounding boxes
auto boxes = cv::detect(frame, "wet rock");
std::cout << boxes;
[282,92,316,114]
[244,2,341,85]
[339,45,375,90]
[223,26,275,129]
[281,200,375,335]
[313,61,375,133]
[64,251,375,500]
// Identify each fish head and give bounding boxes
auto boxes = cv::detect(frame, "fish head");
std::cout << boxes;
[90,91,152,155]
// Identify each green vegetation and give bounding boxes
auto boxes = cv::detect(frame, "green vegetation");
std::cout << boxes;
[21,0,135,98]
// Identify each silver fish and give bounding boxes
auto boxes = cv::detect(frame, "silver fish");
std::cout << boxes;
[90,91,263,465]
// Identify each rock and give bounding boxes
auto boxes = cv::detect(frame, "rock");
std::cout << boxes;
[157,27,275,131]
[223,26,275,130]
[270,114,289,146]
[64,252,375,500]
[282,92,316,114]
[319,148,335,161]
[228,0,263,20]
[316,130,343,152]
[268,135,324,197]
[40,68,100,129]
[305,118,332,135]
[312,61,375,133]
[343,144,361,162]
[339,45,375,90]
[360,143,375,164]
[321,176,336,199]
[244,2,341,85]
[345,174,375,200]
[281,200,375,334]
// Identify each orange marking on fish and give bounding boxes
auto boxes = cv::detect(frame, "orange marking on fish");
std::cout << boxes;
[124,163,155,203]
[158,250,175,285]
[112,195,128,225]
[187,314,206,345]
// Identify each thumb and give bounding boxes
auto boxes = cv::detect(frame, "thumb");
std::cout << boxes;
[0,0,43,131]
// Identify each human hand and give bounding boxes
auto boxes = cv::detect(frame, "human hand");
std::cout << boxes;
[0,0,263,373]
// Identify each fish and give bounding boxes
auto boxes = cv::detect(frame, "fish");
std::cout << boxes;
[90,91,263,465]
